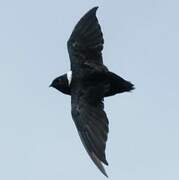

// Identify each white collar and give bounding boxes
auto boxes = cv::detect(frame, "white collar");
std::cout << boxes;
[67,71,72,85]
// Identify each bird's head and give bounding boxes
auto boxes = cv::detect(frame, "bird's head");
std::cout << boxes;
[49,72,71,95]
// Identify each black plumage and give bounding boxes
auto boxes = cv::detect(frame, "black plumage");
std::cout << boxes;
[50,7,134,177]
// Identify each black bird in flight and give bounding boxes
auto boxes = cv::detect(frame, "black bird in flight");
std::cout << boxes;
[50,7,134,177]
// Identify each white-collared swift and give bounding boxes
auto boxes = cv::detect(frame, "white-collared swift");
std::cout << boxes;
[50,7,134,177]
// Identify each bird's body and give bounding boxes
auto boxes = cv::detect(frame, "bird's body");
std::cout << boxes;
[50,7,134,177]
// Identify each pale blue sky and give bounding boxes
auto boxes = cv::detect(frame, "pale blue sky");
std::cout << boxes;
[0,0,179,179]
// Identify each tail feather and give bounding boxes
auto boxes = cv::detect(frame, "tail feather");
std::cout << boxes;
[105,72,134,97]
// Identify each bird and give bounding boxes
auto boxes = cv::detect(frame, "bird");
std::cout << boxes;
[50,7,134,177]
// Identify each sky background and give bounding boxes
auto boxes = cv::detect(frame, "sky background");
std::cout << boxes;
[0,0,179,179]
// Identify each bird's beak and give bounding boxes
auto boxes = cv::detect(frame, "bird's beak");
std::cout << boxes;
[49,84,52,88]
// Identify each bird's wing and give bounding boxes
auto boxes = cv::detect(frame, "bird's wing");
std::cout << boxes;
[71,82,109,177]
[67,7,104,70]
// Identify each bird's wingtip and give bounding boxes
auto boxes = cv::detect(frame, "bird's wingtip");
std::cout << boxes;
[90,6,99,14]
[90,152,109,177]
[93,6,99,10]
[103,170,109,178]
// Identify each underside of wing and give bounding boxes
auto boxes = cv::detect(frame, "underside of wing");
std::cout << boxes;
[71,82,109,176]
[67,7,104,67]
[72,103,109,177]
